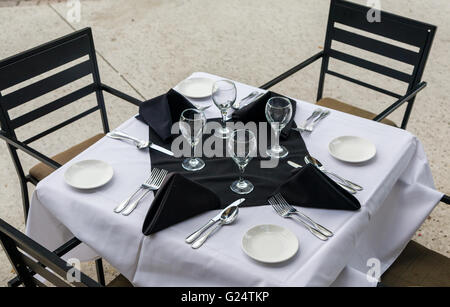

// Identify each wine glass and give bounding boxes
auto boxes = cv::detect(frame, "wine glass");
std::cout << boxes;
[265,97,293,158]
[212,80,236,139]
[179,108,206,171]
[228,129,257,194]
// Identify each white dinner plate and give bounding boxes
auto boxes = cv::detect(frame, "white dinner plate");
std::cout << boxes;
[242,224,299,264]
[175,77,214,99]
[64,160,114,189]
[328,136,376,163]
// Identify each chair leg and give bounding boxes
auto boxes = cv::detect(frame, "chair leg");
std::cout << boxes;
[19,178,30,223]
[442,195,450,205]
[95,258,106,286]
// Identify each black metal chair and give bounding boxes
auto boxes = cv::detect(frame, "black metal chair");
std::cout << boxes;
[0,27,143,285]
[261,0,449,205]
[262,0,450,285]
[0,217,132,287]
[261,0,436,129]
[0,27,142,221]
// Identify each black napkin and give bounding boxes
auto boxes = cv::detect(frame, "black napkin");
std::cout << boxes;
[137,89,195,142]
[232,91,297,139]
[142,172,221,235]
[274,164,361,211]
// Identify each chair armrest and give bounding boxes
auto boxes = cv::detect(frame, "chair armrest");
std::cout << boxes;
[0,130,61,170]
[101,84,143,106]
[373,82,427,122]
[260,51,324,90]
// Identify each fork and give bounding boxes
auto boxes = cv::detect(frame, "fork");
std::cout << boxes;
[121,169,168,216]
[269,196,328,241]
[114,169,160,213]
[297,108,322,131]
[275,194,333,237]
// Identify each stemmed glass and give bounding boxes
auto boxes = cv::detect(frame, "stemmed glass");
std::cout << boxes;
[179,108,206,171]
[228,129,257,194]
[212,80,236,139]
[265,97,293,158]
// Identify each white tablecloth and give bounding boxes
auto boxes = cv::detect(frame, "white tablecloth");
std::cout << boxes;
[26,72,443,286]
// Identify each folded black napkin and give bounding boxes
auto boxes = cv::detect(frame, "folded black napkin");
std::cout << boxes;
[142,172,221,235]
[137,89,195,142]
[232,91,297,139]
[274,164,361,211]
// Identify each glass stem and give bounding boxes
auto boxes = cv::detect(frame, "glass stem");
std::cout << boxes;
[190,143,195,160]
[221,110,228,129]
[273,129,281,151]
[238,165,245,183]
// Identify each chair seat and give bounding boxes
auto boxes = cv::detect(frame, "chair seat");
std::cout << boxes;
[381,241,450,287]
[107,274,133,287]
[316,97,397,127]
[29,133,105,181]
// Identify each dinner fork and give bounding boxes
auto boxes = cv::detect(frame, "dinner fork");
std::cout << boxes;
[121,169,168,216]
[114,168,160,213]
[269,195,328,241]
[275,194,333,237]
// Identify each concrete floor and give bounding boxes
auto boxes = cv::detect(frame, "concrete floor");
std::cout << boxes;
[0,0,448,286]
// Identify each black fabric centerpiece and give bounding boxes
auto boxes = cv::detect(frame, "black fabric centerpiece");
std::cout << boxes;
[138,89,360,235]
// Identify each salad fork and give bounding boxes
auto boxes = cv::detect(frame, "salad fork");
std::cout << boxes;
[269,195,328,241]
[275,194,333,237]
[121,169,168,216]
[114,168,159,213]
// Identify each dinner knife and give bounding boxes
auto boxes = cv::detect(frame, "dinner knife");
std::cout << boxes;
[185,198,245,244]
[107,131,174,157]
[146,142,174,156]
[287,160,357,194]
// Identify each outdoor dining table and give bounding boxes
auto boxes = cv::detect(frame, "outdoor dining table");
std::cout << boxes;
[25,72,443,287]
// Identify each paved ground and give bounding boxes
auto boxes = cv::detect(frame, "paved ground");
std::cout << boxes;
[0,0,448,286]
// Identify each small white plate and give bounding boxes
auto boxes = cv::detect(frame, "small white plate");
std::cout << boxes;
[64,160,114,190]
[242,224,299,264]
[175,77,214,99]
[329,136,376,163]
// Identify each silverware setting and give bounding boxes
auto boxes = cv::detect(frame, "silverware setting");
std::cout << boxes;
[114,168,168,215]
[269,193,332,241]
[193,104,212,112]
[304,154,363,192]
[293,109,330,133]
[288,159,356,194]
[186,198,245,248]
[107,130,174,157]
[226,91,264,120]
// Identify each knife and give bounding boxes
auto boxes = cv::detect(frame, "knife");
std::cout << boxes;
[185,198,245,244]
[107,131,174,157]
[287,161,302,169]
[147,142,174,156]
[288,160,357,194]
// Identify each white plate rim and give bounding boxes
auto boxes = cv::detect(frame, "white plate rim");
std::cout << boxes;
[328,135,376,163]
[175,77,214,99]
[64,159,114,190]
[241,224,299,264]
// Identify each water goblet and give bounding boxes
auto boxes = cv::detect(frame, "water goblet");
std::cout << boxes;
[228,129,257,194]
[265,97,293,158]
[212,80,236,139]
[179,108,206,171]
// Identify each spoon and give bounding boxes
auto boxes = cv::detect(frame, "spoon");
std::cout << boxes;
[305,155,363,192]
[191,205,239,249]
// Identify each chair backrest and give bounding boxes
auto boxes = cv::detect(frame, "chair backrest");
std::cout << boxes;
[0,27,109,143]
[0,217,100,287]
[318,0,436,128]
